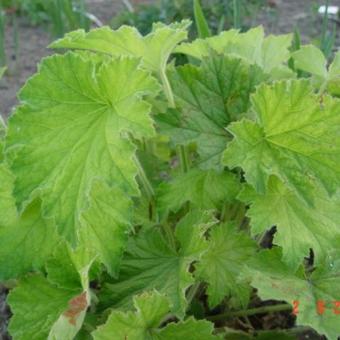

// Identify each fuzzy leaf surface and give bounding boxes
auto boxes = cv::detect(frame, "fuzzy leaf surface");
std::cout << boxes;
[80,179,132,276]
[0,164,59,280]
[6,53,159,244]
[239,176,340,269]
[157,168,240,216]
[196,223,256,307]
[49,22,189,74]
[176,26,292,73]
[8,244,94,340]
[100,211,214,317]
[158,55,266,169]
[93,291,217,340]
[292,46,340,95]
[223,80,340,203]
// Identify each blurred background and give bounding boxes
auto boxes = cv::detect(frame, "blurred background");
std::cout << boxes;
[0,0,339,118]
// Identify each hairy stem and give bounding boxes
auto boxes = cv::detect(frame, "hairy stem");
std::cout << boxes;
[186,282,202,306]
[134,155,158,222]
[207,304,292,321]
[177,145,190,173]
[160,67,175,108]
[134,155,154,200]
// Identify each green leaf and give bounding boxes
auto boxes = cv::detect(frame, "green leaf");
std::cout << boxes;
[0,163,17,226]
[239,176,340,269]
[93,291,169,340]
[327,51,340,95]
[0,163,59,281]
[157,168,241,217]
[247,248,340,340]
[292,46,340,95]
[49,22,190,75]
[80,179,132,276]
[158,55,266,169]
[292,45,327,79]
[93,291,217,340]
[46,243,93,290]
[196,223,256,307]
[8,275,80,340]
[6,53,159,244]
[8,244,94,340]
[223,80,340,204]
[0,200,59,281]
[193,0,211,38]
[155,317,217,340]
[99,211,215,317]
[176,26,292,73]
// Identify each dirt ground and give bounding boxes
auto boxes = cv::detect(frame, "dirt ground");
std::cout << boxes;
[0,0,339,117]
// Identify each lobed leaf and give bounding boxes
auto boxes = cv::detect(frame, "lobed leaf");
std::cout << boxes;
[196,223,256,308]
[157,168,241,217]
[6,53,159,244]
[0,164,59,281]
[80,179,132,276]
[223,80,340,204]
[99,210,215,317]
[239,176,340,269]
[93,291,217,340]
[247,248,340,340]
[8,244,94,340]
[158,54,266,169]
[176,26,292,75]
[49,21,190,75]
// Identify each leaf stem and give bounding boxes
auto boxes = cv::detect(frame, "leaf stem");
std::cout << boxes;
[186,282,202,306]
[163,222,176,250]
[160,67,175,108]
[177,145,190,173]
[207,303,292,321]
[159,64,190,174]
[134,155,154,200]
[233,0,241,29]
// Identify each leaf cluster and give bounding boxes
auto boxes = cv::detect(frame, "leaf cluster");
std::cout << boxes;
[1,21,340,340]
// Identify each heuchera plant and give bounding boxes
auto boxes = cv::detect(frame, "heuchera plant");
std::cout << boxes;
[1,20,340,340]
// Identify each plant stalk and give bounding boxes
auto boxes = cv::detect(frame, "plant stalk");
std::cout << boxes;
[186,282,202,306]
[134,155,155,200]
[207,303,292,321]
[177,144,189,173]
[233,0,241,29]
[163,222,176,250]
[160,67,175,108]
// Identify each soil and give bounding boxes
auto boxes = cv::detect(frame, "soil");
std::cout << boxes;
[0,0,339,339]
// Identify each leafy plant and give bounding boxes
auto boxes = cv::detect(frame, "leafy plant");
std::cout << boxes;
[1,19,340,340]
[1,0,90,37]
[112,0,266,35]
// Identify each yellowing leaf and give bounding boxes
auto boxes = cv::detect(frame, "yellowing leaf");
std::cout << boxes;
[176,26,292,74]
[50,22,190,75]
[223,80,340,204]
[6,53,159,244]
